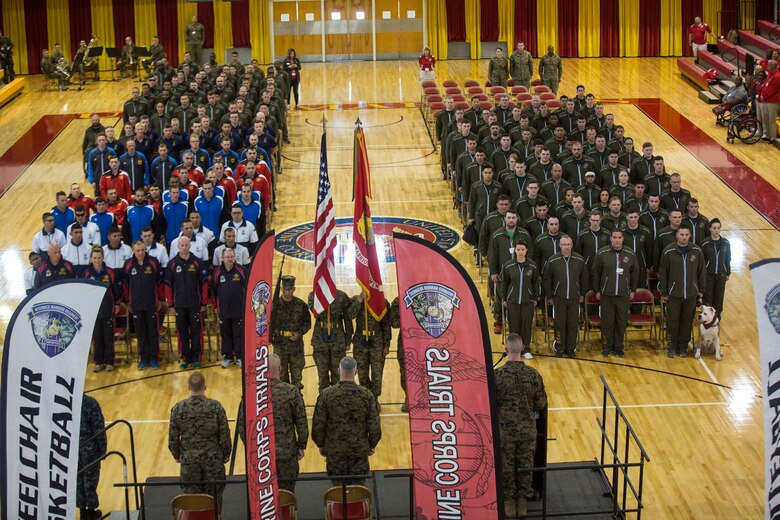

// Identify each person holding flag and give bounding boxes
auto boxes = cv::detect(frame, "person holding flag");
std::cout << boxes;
[308,125,355,391]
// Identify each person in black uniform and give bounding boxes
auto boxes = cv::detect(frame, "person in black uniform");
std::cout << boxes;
[0,30,16,84]
[165,235,209,369]
[84,246,119,372]
[124,241,162,370]
[211,248,247,369]
[34,243,76,288]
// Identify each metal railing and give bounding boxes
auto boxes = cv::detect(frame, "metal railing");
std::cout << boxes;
[83,419,142,511]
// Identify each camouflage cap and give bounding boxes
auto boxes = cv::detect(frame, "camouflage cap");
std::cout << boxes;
[281,275,296,289]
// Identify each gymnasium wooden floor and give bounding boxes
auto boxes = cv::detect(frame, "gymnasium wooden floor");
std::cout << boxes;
[0,57,778,518]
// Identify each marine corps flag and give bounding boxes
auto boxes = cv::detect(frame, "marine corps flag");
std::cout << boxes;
[1,280,107,520]
[353,122,386,319]
[243,232,280,519]
[393,233,504,519]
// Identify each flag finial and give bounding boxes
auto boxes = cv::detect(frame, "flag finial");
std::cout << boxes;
[355,117,362,127]
[321,115,327,131]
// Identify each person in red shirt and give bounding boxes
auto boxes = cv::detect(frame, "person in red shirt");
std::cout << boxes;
[105,188,129,227]
[67,183,97,216]
[418,47,436,84]
[689,16,712,59]
[757,60,780,142]
[100,157,132,200]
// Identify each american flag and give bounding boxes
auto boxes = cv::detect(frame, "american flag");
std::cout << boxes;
[312,131,337,317]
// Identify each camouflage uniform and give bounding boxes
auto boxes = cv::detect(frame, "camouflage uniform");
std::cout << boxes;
[77,395,107,512]
[168,395,232,509]
[538,52,562,94]
[349,296,392,399]
[389,298,406,401]
[494,360,547,503]
[308,290,354,392]
[489,55,509,87]
[510,49,534,88]
[312,381,382,485]
[272,284,312,389]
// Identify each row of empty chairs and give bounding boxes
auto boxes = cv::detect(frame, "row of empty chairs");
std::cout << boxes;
[170,486,373,519]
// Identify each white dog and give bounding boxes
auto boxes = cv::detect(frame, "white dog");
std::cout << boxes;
[695,305,722,361]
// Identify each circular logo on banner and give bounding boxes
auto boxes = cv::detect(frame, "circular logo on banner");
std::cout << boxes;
[276,216,460,263]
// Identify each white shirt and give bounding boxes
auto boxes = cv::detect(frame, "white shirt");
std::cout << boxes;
[146,241,170,268]
[103,243,133,269]
[170,234,209,262]
[219,219,259,245]
[194,225,215,245]
[24,267,36,293]
[62,240,92,268]
[67,221,101,246]
[32,227,66,255]
[212,243,250,267]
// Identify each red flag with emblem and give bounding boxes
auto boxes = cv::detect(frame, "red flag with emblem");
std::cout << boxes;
[353,124,386,319]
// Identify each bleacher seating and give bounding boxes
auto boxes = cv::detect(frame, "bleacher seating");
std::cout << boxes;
[0,77,25,108]
[757,20,780,42]
[677,58,710,90]
[737,30,780,52]
[697,50,737,78]
[717,39,760,69]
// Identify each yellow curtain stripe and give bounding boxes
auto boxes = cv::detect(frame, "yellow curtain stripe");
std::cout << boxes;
[176,0,197,64]
[536,0,558,55]
[498,0,514,52]
[249,0,272,64]
[90,0,115,54]
[464,0,480,59]
[47,0,71,61]
[660,0,682,56]
[212,1,233,65]
[425,0,448,60]
[134,0,158,50]
[702,0,721,38]
[578,0,600,57]
[3,0,28,75]
[619,0,640,57]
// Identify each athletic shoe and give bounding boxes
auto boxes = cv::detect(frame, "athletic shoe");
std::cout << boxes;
[221,359,233,369]
[523,352,533,360]
[601,348,610,357]
[137,360,149,370]
[179,361,190,369]
[679,351,688,358]
[105,365,114,372]
[236,359,243,368]
[193,361,201,369]
[565,351,576,358]
[667,351,676,358]
[615,350,625,357]
[555,351,564,358]
[150,360,160,370]
[93,364,104,373]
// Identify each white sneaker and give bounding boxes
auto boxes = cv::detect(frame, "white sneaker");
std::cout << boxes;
[523,352,533,360]
[221,358,233,369]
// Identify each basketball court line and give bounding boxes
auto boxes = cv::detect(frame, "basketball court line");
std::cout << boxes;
[698,357,730,401]
[107,401,729,426]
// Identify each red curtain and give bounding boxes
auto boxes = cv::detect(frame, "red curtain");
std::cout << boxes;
[639,0,660,57]
[68,0,92,57]
[446,0,466,42]
[156,0,179,66]
[600,0,619,57]
[231,1,250,48]
[112,0,136,50]
[25,0,48,74]
[480,0,499,41]
[755,1,774,23]
[557,0,578,57]
[680,0,702,57]
[196,4,215,49]
[720,0,737,36]
[514,0,537,56]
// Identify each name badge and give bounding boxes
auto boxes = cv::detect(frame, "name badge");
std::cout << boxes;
[616,267,624,275]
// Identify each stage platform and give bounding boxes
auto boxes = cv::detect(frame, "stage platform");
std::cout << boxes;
[140,461,619,519]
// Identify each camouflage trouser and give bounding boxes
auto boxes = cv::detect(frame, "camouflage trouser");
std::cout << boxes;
[354,337,386,397]
[312,337,347,391]
[180,457,226,511]
[277,456,300,493]
[514,76,531,89]
[543,78,560,94]
[501,435,536,500]
[77,455,101,508]
[274,342,305,389]
[398,340,406,395]
[326,453,370,486]
[491,72,508,87]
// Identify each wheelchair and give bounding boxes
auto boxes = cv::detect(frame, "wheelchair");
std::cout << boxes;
[713,102,748,127]
[726,111,763,144]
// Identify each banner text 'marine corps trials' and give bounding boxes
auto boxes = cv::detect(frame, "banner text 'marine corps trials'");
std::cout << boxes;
[394,233,504,520]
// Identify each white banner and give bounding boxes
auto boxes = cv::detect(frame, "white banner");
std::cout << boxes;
[751,258,780,520]
[1,280,107,520]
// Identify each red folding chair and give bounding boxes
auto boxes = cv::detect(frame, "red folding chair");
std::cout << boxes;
[533,85,551,94]
[463,79,480,87]
[442,80,458,88]
[511,86,529,94]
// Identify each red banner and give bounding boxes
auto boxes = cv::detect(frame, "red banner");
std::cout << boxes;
[353,126,386,320]
[243,232,279,518]
[393,233,503,519]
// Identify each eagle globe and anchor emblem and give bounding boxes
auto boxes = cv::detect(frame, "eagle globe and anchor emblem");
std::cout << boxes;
[766,283,780,334]
[251,281,272,335]
[404,283,460,338]
[28,302,83,358]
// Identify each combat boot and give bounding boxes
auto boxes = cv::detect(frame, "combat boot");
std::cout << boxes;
[517,496,528,517]
[504,499,517,518]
